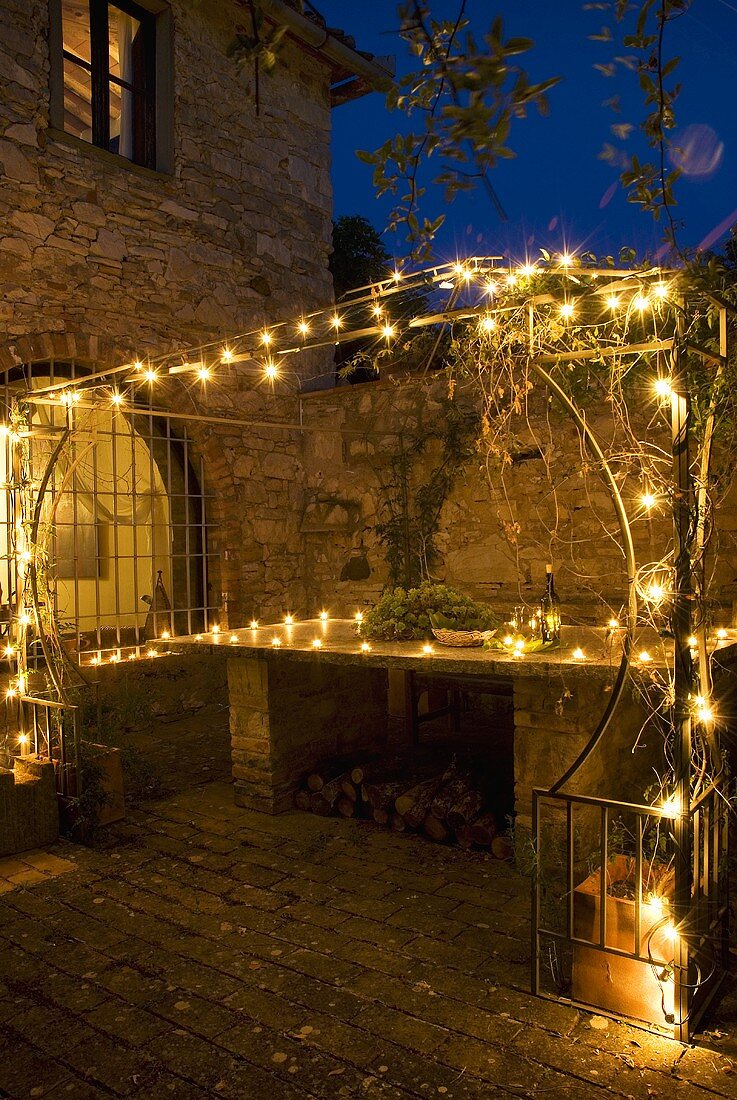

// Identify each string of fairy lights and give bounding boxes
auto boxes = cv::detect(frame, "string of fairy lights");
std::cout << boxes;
[3,254,733,827]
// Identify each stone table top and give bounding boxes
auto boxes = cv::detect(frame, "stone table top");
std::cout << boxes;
[167,619,734,681]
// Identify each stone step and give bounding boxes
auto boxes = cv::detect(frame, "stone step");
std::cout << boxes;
[0,757,59,857]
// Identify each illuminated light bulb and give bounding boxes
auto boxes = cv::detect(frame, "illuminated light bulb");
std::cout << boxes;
[355,611,363,624]
[646,892,667,916]
[111,391,124,407]
[134,360,143,371]
[392,269,402,281]
[661,794,679,816]
[90,656,100,666]
[298,319,310,336]
[260,331,272,346]
[572,647,586,660]
[16,674,25,694]
[127,653,136,660]
[311,638,323,649]
[250,620,259,630]
[641,491,657,510]
[638,649,653,663]
[319,611,328,622]
[147,648,158,657]
[230,634,238,644]
[503,634,514,647]
[109,653,120,663]
[654,377,672,399]
[4,645,15,657]
[5,687,16,699]
[422,643,433,655]
[197,366,211,383]
[72,391,81,402]
[211,624,220,635]
[606,295,619,311]
[559,253,572,267]
[559,302,575,320]
[331,314,342,330]
[161,630,170,640]
[653,282,669,299]
[195,634,203,641]
[0,425,8,438]
[381,324,395,339]
[481,316,496,332]
[271,636,282,648]
[608,618,620,630]
[485,280,498,295]
[371,303,382,317]
[505,273,517,287]
[18,733,28,746]
[19,613,31,627]
[284,614,293,626]
[263,360,279,381]
[519,263,535,277]
[646,582,665,603]
[221,347,233,363]
[514,639,525,653]
[453,262,466,277]
[634,293,650,311]
[665,922,678,943]
[19,550,31,563]
[687,635,698,648]
[716,627,727,639]
[361,641,372,653]
[695,697,714,723]
[144,368,157,384]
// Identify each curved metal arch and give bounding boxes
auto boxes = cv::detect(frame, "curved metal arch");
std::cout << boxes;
[520,358,639,794]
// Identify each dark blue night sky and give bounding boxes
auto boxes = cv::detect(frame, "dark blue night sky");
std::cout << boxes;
[320,1,737,266]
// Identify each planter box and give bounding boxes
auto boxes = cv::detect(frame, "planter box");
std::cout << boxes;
[572,854,675,1027]
[64,744,126,827]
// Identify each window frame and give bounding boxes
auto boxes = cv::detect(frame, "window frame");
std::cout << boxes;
[49,0,172,174]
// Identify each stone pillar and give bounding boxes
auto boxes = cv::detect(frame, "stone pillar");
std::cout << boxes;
[228,656,388,813]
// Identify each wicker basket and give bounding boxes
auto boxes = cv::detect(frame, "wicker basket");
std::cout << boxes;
[432,628,485,648]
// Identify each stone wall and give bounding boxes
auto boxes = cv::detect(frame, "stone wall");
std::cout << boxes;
[0,0,337,625]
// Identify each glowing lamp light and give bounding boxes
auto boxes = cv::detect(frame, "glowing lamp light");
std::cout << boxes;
[641,491,657,510]
[250,620,259,630]
[381,324,395,339]
[260,331,272,346]
[514,639,525,654]
[263,360,279,381]
[111,391,124,407]
[371,304,382,317]
[505,273,517,287]
[230,634,239,644]
[361,642,372,653]
[634,293,650,311]
[211,624,220,635]
[422,643,433,655]
[646,892,668,917]
[661,795,679,816]
[664,922,678,944]
[559,302,575,320]
[160,630,170,640]
[695,696,714,723]
[519,263,535,277]
[646,582,665,604]
[331,314,343,330]
[503,634,514,647]
[18,733,28,747]
[221,347,233,362]
[134,360,144,371]
[485,280,498,295]
[687,635,698,648]
[144,368,157,384]
[608,618,620,630]
[354,611,364,624]
[453,262,466,278]
[147,648,158,658]
[284,614,294,626]
[4,645,15,657]
[606,295,619,311]
[298,320,310,336]
[19,613,31,627]
[392,269,402,282]
[5,687,17,700]
[653,282,669,299]
[716,627,727,640]
[481,316,496,332]
[89,656,100,666]
[311,638,323,649]
[638,650,653,663]
[195,634,203,641]
[271,636,282,648]
[559,253,572,267]
[654,377,672,399]
[572,647,586,660]
[319,611,328,622]
[197,366,211,383]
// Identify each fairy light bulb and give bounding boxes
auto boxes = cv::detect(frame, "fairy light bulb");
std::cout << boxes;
[687,635,698,648]
[653,282,668,299]
[284,614,293,626]
[505,273,517,287]
[319,611,328,622]
[195,634,203,641]
[481,316,496,332]
[147,648,158,657]
[263,360,279,381]
[572,647,585,660]
[716,627,727,640]
[331,314,342,330]
[646,581,665,603]
[298,319,310,336]
[381,324,395,339]
[519,263,535,277]
[221,347,233,363]
[161,630,170,640]
[271,636,281,648]
[230,634,238,644]
[606,295,619,311]
[661,794,679,816]
[641,491,657,510]
[250,620,259,630]
[422,643,433,654]
[560,302,575,320]
[4,645,15,658]
[638,649,653,663]
[144,368,157,384]
[514,639,525,654]
[392,269,402,282]
[608,618,619,630]
[503,635,514,647]
[355,611,363,624]
[311,638,323,649]
[111,391,124,406]
[197,366,210,382]
[371,304,382,317]
[261,330,272,346]
[211,624,220,635]
[361,641,372,653]
[134,360,143,371]
[634,293,649,311]
[485,280,498,295]
[654,377,672,399]
[559,253,572,267]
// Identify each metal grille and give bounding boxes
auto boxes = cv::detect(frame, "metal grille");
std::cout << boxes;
[0,360,217,662]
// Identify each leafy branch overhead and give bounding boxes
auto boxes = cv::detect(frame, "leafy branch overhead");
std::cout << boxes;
[357,2,560,257]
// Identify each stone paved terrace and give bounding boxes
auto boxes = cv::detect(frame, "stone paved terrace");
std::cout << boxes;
[0,782,736,1100]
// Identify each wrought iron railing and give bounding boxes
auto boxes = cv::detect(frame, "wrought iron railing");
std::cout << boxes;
[19,693,80,797]
[532,782,730,1042]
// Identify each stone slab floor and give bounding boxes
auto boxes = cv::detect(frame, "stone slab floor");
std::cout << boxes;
[0,782,736,1100]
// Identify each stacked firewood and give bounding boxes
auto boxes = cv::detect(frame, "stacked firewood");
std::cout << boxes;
[295,756,514,858]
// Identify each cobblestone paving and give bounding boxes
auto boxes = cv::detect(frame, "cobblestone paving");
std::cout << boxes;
[0,782,735,1099]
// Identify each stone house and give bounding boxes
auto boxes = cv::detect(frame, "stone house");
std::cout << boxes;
[0,0,390,642]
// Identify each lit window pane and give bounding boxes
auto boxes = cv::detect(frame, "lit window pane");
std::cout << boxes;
[61,0,90,63]
[63,57,92,141]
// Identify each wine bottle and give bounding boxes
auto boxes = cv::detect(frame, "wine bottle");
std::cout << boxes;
[540,563,561,643]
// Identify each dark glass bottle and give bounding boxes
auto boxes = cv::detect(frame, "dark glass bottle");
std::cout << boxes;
[540,563,561,643]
